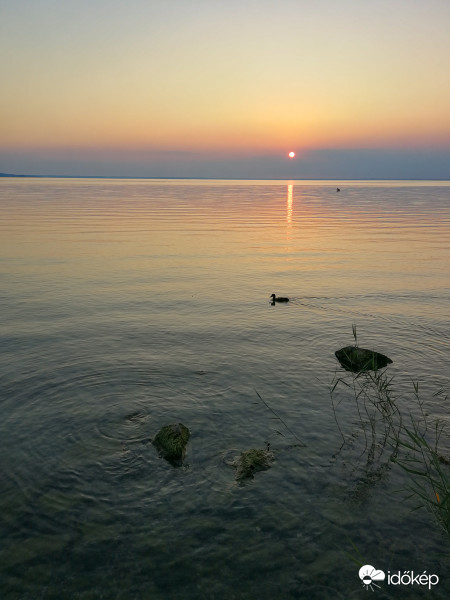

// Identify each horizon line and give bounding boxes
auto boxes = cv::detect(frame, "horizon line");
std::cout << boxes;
[1,173,449,182]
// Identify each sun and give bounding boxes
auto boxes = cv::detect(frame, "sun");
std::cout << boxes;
[288,151,295,159]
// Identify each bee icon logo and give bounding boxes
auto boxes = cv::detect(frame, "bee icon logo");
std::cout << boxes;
[359,565,385,591]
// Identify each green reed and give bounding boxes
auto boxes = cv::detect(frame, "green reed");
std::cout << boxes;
[330,327,401,467]
[331,326,449,537]
[392,383,450,537]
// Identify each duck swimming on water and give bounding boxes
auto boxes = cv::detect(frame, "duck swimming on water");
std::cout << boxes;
[270,293,290,303]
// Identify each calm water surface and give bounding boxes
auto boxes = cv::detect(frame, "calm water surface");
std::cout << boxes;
[0,179,449,599]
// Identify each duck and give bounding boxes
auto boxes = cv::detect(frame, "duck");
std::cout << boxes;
[270,293,290,303]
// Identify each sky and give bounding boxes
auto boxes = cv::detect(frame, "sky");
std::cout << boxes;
[1,0,450,179]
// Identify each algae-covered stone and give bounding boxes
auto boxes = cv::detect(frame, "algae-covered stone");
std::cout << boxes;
[335,345,392,373]
[232,448,274,481]
[153,423,190,463]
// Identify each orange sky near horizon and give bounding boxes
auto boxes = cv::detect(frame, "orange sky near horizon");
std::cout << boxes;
[1,0,450,162]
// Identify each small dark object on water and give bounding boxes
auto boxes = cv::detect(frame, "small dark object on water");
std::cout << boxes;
[336,188,340,192]
[270,293,289,303]
[152,423,190,464]
[335,345,392,373]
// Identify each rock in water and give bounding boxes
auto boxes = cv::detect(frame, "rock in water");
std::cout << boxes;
[335,346,393,373]
[232,448,274,481]
[153,423,190,463]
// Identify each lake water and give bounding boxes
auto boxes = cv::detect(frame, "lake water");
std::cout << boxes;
[0,178,449,599]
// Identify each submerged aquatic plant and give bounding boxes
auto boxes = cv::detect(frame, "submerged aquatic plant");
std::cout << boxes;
[329,324,403,505]
[330,357,401,466]
[232,448,274,481]
[331,327,450,537]
[393,384,450,537]
[254,390,305,447]
[152,422,190,464]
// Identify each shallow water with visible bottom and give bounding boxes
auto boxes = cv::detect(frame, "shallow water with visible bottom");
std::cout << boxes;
[0,178,449,599]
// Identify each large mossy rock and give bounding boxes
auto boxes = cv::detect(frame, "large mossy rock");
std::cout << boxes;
[232,448,274,481]
[335,345,393,373]
[153,423,190,463]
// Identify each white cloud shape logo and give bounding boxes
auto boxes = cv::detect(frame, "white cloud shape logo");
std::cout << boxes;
[359,565,386,590]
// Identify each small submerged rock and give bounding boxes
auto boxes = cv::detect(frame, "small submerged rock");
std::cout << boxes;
[152,423,190,464]
[232,448,274,481]
[335,345,393,373]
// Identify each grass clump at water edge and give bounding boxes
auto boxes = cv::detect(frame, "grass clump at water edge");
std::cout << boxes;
[392,383,450,537]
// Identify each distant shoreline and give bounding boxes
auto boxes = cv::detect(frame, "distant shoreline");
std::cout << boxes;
[0,172,30,178]
[1,173,449,182]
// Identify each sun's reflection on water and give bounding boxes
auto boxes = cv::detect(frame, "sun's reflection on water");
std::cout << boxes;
[286,183,294,239]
